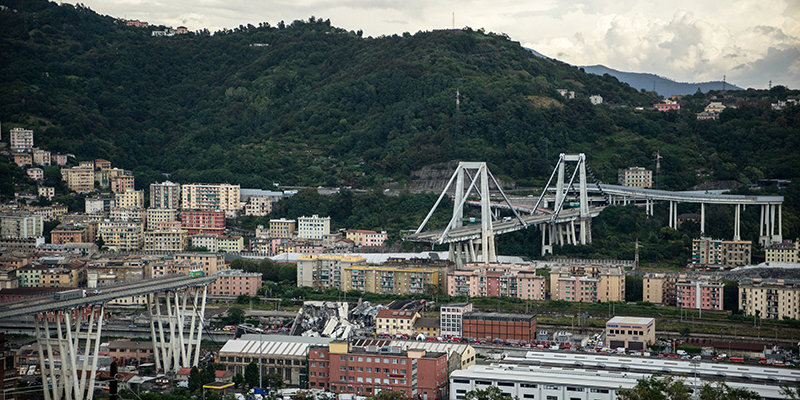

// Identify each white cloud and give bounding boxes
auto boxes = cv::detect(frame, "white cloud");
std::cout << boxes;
[80,0,800,89]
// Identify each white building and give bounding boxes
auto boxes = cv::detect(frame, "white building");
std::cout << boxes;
[190,234,219,252]
[9,127,34,152]
[297,214,330,240]
[440,302,473,337]
[589,95,603,105]
[181,183,242,213]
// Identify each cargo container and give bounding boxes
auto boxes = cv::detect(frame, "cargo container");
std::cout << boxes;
[54,289,86,301]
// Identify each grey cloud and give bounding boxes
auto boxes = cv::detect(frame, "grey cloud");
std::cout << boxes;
[730,46,800,88]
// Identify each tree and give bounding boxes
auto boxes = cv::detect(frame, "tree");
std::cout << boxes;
[244,361,260,389]
[371,390,407,400]
[618,375,691,400]
[227,306,246,324]
[266,372,283,389]
[782,385,800,400]
[188,366,203,392]
[698,381,761,399]
[464,386,517,400]
[233,372,245,388]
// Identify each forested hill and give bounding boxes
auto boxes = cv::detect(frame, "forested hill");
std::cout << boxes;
[1,0,799,193]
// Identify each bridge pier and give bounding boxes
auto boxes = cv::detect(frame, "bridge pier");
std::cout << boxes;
[147,286,208,374]
[34,306,105,400]
[759,204,783,246]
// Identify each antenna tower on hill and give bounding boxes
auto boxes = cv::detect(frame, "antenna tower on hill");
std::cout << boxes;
[653,150,662,189]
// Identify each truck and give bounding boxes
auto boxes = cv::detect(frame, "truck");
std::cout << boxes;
[54,289,86,301]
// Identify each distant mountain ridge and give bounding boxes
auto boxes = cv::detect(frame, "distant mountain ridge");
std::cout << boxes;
[579,64,743,97]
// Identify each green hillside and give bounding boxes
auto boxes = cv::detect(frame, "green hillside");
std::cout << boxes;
[1,2,800,236]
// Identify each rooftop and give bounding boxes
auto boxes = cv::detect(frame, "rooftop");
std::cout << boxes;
[607,316,654,325]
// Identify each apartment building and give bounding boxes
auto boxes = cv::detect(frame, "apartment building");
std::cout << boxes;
[308,342,448,399]
[85,196,115,214]
[98,221,144,251]
[217,235,244,253]
[38,186,54,200]
[692,237,752,267]
[297,215,331,240]
[39,265,88,288]
[0,213,43,238]
[190,234,218,252]
[146,208,179,228]
[766,240,799,263]
[440,303,473,337]
[642,273,677,306]
[549,264,626,302]
[32,148,50,166]
[150,181,181,209]
[739,278,800,320]
[109,207,146,223]
[180,209,225,235]
[376,309,420,336]
[343,265,439,295]
[50,227,88,244]
[181,183,242,212]
[244,196,272,216]
[268,218,296,238]
[676,279,723,310]
[51,154,68,165]
[115,189,144,209]
[12,153,31,167]
[296,254,366,289]
[143,230,188,251]
[555,275,600,302]
[617,167,652,188]
[208,269,262,296]
[172,253,226,275]
[9,127,33,152]
[110,175,135,194]
[447,263,545,300]
[60,166,94,193]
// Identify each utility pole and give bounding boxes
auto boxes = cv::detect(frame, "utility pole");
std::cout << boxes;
[454,88,461,141]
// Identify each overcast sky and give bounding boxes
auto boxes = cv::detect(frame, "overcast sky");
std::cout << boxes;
[80,0,799,89]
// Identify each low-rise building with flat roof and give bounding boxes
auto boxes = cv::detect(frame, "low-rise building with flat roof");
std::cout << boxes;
[605,316,655,350]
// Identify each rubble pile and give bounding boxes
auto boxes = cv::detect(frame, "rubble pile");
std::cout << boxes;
[290,299,383,339]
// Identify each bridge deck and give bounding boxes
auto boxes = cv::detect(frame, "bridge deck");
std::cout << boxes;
[594,184,783,205]
[406,206,604,244]
[0,274,216,319]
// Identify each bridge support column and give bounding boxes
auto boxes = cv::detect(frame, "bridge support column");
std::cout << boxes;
[700,203,705,235]
[148,285,208,374]
[669,201,674,229]
[35,306,105,400]
[734,204,741,241]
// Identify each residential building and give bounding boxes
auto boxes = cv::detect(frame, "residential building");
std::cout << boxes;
[414,318,440,338]
[149,220,182,231]
[98,221,144,251]
[150,181,181,209]
[209,269,262,296]
[61,166,94,193]
[376,309,420,336]
[143,230,188,251]
[39,264,88,287]
[172,253,226,275]
[176,26,188,34]
[269,218,296,238]
[217,235,243,253]
[765,240,799,263]
[111,175,135,194]
[146,208,179,229]
[446,263,543,300]
[308,342,448,399]
[26,168,43,180]
[115,189,144,209]
[94,159,111,171]
[739,278,800,320]
[605,316,655,350]
[12,153,31,167]
[50,227,88,244]
[297,215,330,240]
[85,196,114,214]
[589,95,603,105]
[51,154,68,165]
[462,312,536,342]
[107,341,155,364]
[692,237,752,267]
[676,279,723,310]
[244,196,272,216]
[296,254,366,288]
[642,273,677,306]
[440,303,473,337]
[32,148,50,165]
[109,207,146,223]
[654,100,680,112]
[617,167,653,188]
[0,213,43,238]
[181,183,242,212]
[38,186,54,200]
[9,127,33,152]
[549,264,626,302]
[343,265,440,295]
[190,234,218,252]
[180,209,225,235]
[0,237,44,253]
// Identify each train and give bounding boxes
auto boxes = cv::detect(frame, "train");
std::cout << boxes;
[54,289,86,301]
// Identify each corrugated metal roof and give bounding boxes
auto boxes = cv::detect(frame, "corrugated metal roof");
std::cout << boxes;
[220,338,324,357]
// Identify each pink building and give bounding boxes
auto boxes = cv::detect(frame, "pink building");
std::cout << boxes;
[446,264,545,300]
[209,269,262,296]
[676,280,723,310]
[654,102,680,112]
[51,154,68,165]
[27,168,43,180]
[555,276,599,302]
[13,153,32,167]
[362,231,388,247]
[180,209,225,235]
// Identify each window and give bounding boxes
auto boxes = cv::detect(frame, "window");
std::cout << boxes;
[366,368,372,373]
[357,377,363,382]
[498,382,514,387]
[590,389,609,394]
[310,362,316,367]
[453,379,470,384]
[567,387,584,392]
[340,356,346,361]
[401,360,406,364]
[366,378,372,383]
[349,357,355,361]
[476,381,492,386]
[543,385,560,390]
[348,376,354,381]
[523,396,534,399]
[348,366,354,371]
[357,367,363,372]
[546,397,557,400]
[392,369,398,374]
[358,357,364,362]
[340,366,346,371]
[520,384,537,388]
[310,372,316,376]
